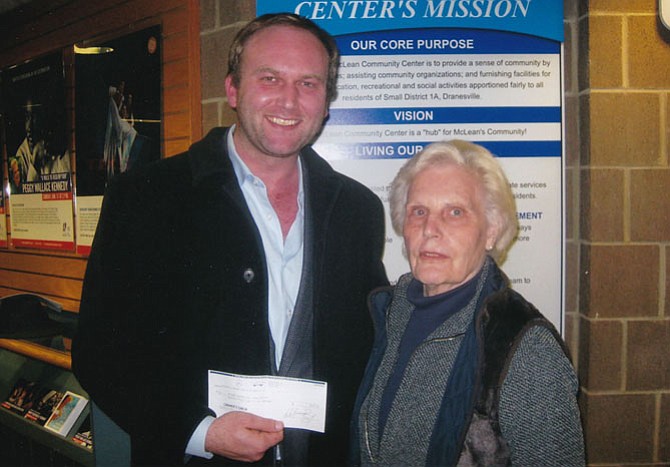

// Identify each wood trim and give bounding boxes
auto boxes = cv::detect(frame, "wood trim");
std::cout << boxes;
[188,0,203,141]
[0,339,72,370]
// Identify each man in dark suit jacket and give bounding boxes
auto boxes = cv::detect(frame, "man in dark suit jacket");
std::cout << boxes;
[72,13,388,466]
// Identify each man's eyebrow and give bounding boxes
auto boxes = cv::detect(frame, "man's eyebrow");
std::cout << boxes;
[252,66,325,82]
[252,66,279,74]
[301,73,326,82]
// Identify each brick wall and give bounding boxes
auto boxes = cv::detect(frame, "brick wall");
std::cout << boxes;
[199,0,255,132]
[568,0,670,464]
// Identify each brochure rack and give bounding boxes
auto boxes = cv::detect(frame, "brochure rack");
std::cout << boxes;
[0,337,93,467]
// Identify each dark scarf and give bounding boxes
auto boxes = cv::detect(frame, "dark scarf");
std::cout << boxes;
[377,267,483,435]
[425,258,500,466]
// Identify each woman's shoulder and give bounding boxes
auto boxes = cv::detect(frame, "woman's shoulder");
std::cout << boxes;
[368,273,414,319]
[480,287,572,378]
[483,288,562,346]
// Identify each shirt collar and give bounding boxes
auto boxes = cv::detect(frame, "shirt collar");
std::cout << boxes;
[227,125,304,196]
[227,124,252,187]
[227,125,305,211]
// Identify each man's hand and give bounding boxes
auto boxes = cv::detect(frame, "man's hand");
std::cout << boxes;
[205,411,284,462]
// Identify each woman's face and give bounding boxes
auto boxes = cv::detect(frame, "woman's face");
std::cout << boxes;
[403,164,498,297]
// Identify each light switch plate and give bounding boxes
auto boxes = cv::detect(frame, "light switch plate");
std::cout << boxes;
[661,0,670,30]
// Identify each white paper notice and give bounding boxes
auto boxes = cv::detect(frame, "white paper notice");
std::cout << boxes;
[208,371,327,433]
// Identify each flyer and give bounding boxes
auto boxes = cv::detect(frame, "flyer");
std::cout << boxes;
[2,52,75,251]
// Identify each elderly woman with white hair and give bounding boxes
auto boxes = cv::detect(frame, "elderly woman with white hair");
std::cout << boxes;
[351,140,585,466]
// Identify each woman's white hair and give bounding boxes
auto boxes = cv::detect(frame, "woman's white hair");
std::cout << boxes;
[389,140,518,262]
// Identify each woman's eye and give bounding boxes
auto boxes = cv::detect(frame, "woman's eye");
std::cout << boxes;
[450,207,463,216]
[411,207,426,217]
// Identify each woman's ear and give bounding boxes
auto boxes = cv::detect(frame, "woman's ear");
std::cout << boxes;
[485,221,500,252]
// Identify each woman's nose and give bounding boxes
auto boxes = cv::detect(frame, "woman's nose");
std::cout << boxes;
[422,214,441,238]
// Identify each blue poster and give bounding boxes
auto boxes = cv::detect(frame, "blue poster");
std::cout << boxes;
[256,0,566,330]
[258,1,562,41]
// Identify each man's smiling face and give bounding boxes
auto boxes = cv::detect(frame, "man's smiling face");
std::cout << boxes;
[225,25,330,163]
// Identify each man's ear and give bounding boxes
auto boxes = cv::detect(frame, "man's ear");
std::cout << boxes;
[224,75,238,109]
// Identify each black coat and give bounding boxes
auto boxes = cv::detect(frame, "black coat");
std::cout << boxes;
[72,127,388,465]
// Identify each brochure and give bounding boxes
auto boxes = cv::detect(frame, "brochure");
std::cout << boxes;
[44,391,89,436]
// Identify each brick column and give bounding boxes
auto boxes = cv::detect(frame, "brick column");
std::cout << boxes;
[574,1,670,464]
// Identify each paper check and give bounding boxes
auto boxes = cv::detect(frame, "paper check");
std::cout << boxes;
[208,371,328,433]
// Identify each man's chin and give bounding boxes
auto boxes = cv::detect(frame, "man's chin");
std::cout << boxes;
[261,142,307,159]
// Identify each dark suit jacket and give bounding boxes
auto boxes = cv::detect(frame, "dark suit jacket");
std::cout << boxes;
[71,127,388,465]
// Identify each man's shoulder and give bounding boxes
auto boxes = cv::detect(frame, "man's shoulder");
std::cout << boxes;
[108,150,191,192]
[303,148,381,204]
[336,170,379,200]
[108,127,230,192]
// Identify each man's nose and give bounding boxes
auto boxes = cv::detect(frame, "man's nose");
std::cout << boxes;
[277,82,299,108]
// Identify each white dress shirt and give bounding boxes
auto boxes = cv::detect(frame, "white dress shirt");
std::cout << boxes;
[186,126,305,459]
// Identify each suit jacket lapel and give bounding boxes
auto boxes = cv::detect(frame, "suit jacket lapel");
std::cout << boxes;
[278,149,342,376]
